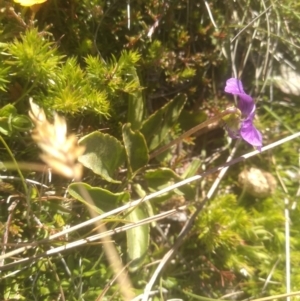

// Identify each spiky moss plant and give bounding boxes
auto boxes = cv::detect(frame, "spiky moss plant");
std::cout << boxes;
[3,28,109,116]
[146,190,298,300]
[2,26,144,123]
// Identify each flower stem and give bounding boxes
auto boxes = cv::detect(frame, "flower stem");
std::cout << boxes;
[13,80,38,105]
[0,135,28,195]
[149,107,238,159]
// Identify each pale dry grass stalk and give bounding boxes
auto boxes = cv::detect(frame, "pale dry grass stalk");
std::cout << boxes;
[29,98,85,180]
[0,208,182,273]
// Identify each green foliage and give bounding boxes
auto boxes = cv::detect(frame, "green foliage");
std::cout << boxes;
[0,104,32,136]
[145,167,195,200]
[141,94,187,151]
[122,123,149,175]
[1,0,300,300]
[126,205,150,272]
[46,57,110,115]
[0,57,10,92]
[78,131,126,183]
[85,50,141,100]
[127,67,145,130]
[1,28,142,117]
[68,182,130,213]
[7,28,62,82]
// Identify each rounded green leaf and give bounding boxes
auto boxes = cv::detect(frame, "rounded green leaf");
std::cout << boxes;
[0,104,17,117]
[68,182,130,213]
[78,131,126,183]
[145,167,195,199]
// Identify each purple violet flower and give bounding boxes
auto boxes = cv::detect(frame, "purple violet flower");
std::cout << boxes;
[224,78,262,151]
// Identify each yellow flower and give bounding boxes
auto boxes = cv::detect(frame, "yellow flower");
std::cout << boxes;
[13,0,47,7]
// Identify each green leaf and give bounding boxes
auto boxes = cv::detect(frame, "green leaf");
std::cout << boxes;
[0,62,10,92]
[140,94,187,151]
[127,68,144,130]
[0,117,12,136]
[68,182,130,213]
[11,115,32,131]
[178,109,207,132]
[122,123,149,174]
[181,158,202,179]
[0,104,17,117]
[145,167,195,199]
[0,105,31,135]
[78,131,126,183]
[126,205,149,272]
[39,286,50,296]
[134,183,156,227]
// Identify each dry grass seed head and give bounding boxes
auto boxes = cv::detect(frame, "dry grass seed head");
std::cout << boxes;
[29,98,85,179]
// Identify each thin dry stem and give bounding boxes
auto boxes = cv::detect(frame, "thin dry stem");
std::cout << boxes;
[0,208,182,273]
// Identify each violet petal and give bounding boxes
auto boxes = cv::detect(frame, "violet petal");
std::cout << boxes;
[240,119,263,150]
[225,78,254,116]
